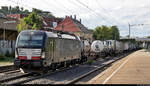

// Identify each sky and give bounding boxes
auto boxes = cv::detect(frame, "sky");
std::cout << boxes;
[0,0,150,37]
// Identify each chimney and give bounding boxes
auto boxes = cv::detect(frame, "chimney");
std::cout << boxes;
[65,15,67,18]
[79,18,81,23]
[70,15,72,19]
[74,15,76,20]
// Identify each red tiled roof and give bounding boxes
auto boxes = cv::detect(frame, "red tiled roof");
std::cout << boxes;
[7,14,28,20]
[55,16,81,32]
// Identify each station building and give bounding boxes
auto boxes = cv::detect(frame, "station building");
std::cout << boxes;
[0,13,19,55]
[0,13,63,55]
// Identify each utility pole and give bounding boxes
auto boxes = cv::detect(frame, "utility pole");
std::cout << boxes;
[128,23,149,38]
[128,23,131,38]
[114,32,116,51]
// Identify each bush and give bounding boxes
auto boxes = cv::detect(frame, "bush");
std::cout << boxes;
[9,52,15,58]
[5,50,10,57]
[5,51,15,58]
[88,60,94,65]
[0,53,3,57]
[0,53,5,60]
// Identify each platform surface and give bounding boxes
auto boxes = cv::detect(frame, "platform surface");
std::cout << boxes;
[88,49,150,84]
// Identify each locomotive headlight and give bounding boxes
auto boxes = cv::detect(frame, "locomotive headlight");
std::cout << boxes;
[15,50,18,58]
[41,52,45,59]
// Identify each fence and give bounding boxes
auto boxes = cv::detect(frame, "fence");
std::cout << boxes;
[0,40,15,55]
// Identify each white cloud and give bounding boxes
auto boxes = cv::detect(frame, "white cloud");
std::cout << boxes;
[1,0,150,37]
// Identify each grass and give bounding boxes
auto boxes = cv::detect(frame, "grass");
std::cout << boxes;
[0,57,14,66]
[88,59,94,65]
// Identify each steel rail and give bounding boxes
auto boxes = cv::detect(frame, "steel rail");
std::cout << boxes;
[0,65,18,73]
[0,73,33,84]
[66,52,133,84]
[12,62,88,84]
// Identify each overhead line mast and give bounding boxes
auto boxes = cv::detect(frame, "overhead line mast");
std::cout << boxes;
[128,23,150,38]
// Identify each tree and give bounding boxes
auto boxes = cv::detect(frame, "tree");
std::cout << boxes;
[93,26,101,40]
[23,9,30,14]
[32,8,55,18]
[93,25,110,40]
[100,25,110,40]
[109,26,120,40]
[32,8,42,14]
[0,6,30,14]
[0,6,55,17]
[17,19,28,32]
[93,25,120,40]
[0,6,9,14]
[17,12,44,32]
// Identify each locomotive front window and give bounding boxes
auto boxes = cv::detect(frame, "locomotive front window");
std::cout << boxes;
[17,33,44,48]
[30,35,43,46]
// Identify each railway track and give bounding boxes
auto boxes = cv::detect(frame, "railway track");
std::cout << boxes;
[66,52,132,84]
[0,61,87,84]
[22,52,132,84]
[0,72,34,84]
[0,51,134,84]
[0,65,18,73]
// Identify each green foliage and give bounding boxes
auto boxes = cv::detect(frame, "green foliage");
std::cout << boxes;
[109,26,120,40]
[93,25,110,40]
[17,19,28,32]
[32,8,55,18]
[17,12,44,32]
[0,53,3,57]
[10,51,15,58]
[88,59,94,65]
[4,51,15,58]
[0,6,30,14]
[5,50,10,57]
[0,51,15,61]
[93,25,120,40]
[0,56,14,63]
[27,12,44,29]
[0,53,5,60]
[32,8,42,14]
[0,6,55,18]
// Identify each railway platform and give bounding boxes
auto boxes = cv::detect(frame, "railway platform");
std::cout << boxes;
[87,49,150,84]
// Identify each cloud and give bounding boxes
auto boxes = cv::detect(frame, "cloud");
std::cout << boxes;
[1,0,150,37]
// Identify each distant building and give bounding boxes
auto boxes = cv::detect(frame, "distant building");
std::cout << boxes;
[43,17,63,29]
[0,13,63,55]
[7,14,28,20]
[55,15,93,42]
[0,13,19,55]
[7,14,63,29]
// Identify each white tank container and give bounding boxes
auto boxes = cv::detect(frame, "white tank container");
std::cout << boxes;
[91,40,104,53]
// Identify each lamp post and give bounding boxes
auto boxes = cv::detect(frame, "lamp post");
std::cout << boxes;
[3,21,16,48]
